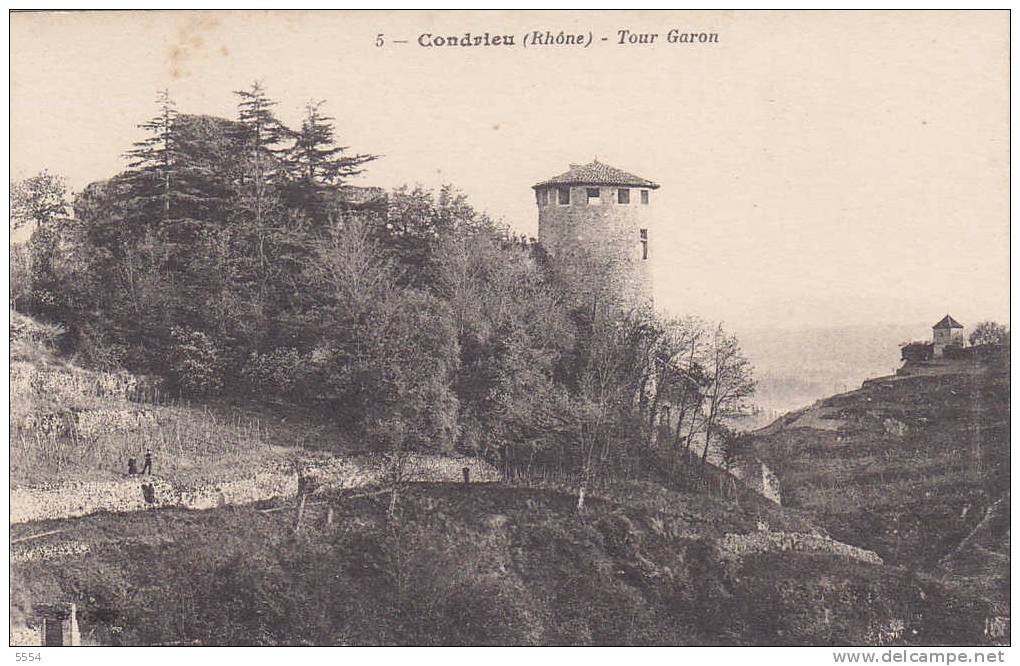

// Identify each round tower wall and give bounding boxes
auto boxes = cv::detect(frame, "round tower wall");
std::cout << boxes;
[536,185,654,310]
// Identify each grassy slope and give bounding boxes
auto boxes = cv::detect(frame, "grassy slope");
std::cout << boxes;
[10,311,353,488]
[749,354,1010,614]
[11,483,996,646]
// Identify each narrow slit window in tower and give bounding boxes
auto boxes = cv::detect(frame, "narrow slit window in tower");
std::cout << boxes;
[640,229,648,260]
[587,187,600,204]
[641,190,649,204]
[618,188,630,204]
[558,187,570,205]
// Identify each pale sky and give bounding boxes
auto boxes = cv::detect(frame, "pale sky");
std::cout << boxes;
[10,10,1010,330]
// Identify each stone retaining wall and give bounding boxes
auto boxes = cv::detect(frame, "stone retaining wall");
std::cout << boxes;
[718,528,883,565]
[11,453,499,525]
[12,362,163,404]
[12,541,91,564]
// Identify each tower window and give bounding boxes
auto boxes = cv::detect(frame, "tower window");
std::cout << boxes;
[558,187,570,205]
[586,187,600,204]
[640,228,648,260]
[641,190,649,204]
[618,188,630,204]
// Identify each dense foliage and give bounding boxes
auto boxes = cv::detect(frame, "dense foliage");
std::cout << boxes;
[10,85,754,482]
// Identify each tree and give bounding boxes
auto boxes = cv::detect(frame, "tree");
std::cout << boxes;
[285,100,375,184]
[969,321,1010,347]
[699,324,756,473]
[569,309,661,503]
[124,91,232,224]
[302,216,460,516]
[225,82,295,328]
[652,316,711,451]
[381,185,498,287]
[11,170,70,231]
[10,243,32,311]
[431,222,575,464]
[125,89,179,221]
[234,82,290,183]
[719,427,753,471]
[232,82,290,256]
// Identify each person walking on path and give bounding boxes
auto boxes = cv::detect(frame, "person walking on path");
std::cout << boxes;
[141,450,153,475]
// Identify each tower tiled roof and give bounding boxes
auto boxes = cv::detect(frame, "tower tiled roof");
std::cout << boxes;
[932,314,964,329]
[533,160,659,189]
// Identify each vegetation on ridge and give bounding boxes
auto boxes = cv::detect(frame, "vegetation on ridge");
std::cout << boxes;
[11,83,755,493]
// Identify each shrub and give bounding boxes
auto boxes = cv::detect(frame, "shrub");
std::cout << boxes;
[169,327,224,396]
[942,344,967,360]
[242,347,308,397]
[73,324,128,372]
[10,310,65,347]
[900,341,933,362]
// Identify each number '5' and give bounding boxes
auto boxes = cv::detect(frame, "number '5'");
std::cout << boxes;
[376,34,384,47]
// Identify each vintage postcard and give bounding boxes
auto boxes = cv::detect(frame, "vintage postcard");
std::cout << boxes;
[7,9,1010,654]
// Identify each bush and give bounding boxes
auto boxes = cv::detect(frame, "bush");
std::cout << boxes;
[10,310,65,348]
[900,341,933,362]
[169,327,224,395]
[242,347,309,397]
[942,344,967,360]
[73,324,128,372]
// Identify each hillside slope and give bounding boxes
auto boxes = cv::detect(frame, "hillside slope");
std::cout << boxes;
[749,353,1009,622]
[10,482,999,646]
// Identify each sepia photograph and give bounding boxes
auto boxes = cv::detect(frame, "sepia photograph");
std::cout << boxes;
[6,8,1011,654]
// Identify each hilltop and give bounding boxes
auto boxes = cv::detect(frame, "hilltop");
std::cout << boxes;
[748,349,1010,625]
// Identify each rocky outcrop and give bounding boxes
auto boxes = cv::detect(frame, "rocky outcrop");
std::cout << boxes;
[730,458,782,504]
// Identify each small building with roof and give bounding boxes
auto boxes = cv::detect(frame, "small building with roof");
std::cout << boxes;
[533,159,659,312]
[932,314,965,356]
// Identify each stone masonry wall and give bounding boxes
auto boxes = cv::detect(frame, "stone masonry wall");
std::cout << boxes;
[718,527,883,565]
[10,453,500,525]
[538,184,655,311]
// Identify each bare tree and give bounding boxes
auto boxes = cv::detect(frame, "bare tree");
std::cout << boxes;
[699,324,756,474]
[651,316,710,451]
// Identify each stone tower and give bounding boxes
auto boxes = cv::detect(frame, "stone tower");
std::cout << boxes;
[932,314,965,356]
[533,159,659,312]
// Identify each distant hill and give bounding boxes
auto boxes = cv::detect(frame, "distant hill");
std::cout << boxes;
[749,351,1010,626]
[737,322,930,417]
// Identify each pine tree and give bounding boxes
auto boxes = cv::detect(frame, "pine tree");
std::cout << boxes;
[231,82,291,274]
[287,100,373,184]
[125,89,179,222]
[125,90,232,225]
[233,82,289,201]
[282,100,377,219]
